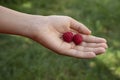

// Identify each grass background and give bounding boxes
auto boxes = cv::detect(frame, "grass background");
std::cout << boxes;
[0,0,120,80]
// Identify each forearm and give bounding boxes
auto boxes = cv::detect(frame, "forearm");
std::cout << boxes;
[0,6,32,37]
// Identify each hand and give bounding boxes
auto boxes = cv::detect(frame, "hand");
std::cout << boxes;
[28,15,108,58]
[0,6,107,58]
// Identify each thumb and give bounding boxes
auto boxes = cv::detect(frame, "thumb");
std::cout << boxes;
[70,18,91,35]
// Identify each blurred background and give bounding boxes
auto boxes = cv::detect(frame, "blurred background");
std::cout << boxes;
[0,0,120,80]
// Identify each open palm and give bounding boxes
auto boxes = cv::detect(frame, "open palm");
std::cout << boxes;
[31,15,107,58]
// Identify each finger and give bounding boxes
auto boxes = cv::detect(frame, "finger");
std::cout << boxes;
[62,49,96,58]
[75,46,106,54]
[70,18,91,35]
[81,42,108,48]
[82,35,107,43]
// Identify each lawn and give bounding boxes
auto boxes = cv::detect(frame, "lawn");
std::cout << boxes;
[0,0,120,80]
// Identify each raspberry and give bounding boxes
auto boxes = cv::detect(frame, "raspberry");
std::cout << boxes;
[73,34,83,45]
[62,32,74,43]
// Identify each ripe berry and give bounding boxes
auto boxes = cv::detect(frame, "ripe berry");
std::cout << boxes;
[73,34,83,45]
[62,32,74,43]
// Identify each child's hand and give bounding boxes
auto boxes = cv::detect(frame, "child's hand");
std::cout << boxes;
[0,6,108,58]
[29,15,107,58]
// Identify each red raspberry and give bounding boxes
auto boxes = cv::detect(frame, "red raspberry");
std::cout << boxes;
[62,32,74,43]
[73,34,83,45]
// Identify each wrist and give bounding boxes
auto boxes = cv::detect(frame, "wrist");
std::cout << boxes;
[24,15,48,39]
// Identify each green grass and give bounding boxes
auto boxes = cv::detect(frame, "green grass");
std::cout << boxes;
[0,0,120,80]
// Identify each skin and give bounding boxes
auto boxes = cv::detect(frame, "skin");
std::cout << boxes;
[0,6,108,59]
